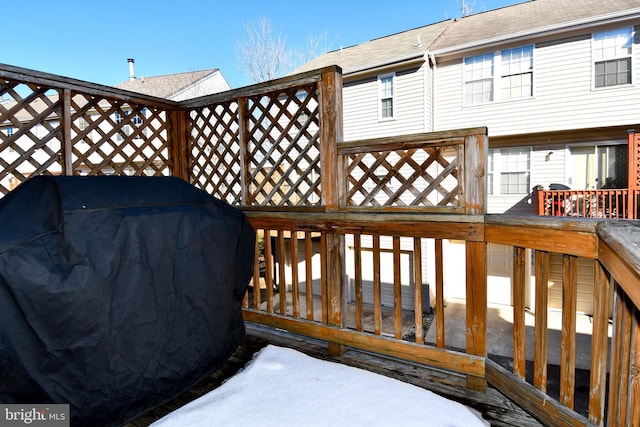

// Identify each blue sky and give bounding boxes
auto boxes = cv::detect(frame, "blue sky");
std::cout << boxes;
[3,0,521,89]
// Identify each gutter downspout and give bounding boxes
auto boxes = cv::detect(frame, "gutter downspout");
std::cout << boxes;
[427,52,437,132]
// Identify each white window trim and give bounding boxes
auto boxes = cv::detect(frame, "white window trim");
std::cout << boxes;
[463,45,535,106]
[377,72,395,121]
[592,26,634,90]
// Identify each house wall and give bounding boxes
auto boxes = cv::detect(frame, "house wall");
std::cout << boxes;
[343,64,429,141]
[434,25,640,137]
[170,72,231,101]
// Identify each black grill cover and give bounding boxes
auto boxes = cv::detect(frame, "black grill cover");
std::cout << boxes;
[0,175,255,426]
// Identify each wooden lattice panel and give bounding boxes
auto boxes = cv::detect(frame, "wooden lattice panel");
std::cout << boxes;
[188,101,242,204]
[0,80,63,195]
[69,93,170,176]
[344,145,463,210]
[246,85,321,207]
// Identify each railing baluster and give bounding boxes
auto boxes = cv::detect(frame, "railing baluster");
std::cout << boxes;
[560,254,578,409]
[354,234,363,332]
[589,261,611,425]
[534,250,549,393]
[291,230,300,318]
[252,230,262,309]
[373,234,382,335]
[393,236,402,339]
[608,288,633,426]
[277,230,287,316]
[305,232,314,320]
[513,246,527,379]
[264,229,274,313]
[630,310,640,424]
[413,237,424,343]
[435,238,445,348]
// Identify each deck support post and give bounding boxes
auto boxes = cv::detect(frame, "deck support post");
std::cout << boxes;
[168,108,189,181]
[318,67,345,356]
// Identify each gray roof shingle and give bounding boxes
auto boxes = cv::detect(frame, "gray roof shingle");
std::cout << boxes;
[292,20,453,75]
[293,0,640,75]
[432,0,640,52]
[115,69,219,99]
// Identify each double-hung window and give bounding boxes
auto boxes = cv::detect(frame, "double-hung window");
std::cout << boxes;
[501,45,533,100]
[500,147,530,194]
[488,147,531,195]
[378,73,395,120]
[464,53,494,104]
[464,45,533,104]
[593,27,633,88]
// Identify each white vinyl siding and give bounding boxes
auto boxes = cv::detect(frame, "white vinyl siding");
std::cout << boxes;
[435,28,640,137]
[343,65,428,141]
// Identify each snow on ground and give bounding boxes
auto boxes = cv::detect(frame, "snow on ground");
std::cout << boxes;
[151,345,489,426]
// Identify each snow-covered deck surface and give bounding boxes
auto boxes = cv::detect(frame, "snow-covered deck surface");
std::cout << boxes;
[127,324,543,426]
[150,344,487,426]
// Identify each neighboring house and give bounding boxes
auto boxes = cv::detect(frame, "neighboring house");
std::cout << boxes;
[115,60,230,101]
[294,0,640,314]
[0,64,230,191]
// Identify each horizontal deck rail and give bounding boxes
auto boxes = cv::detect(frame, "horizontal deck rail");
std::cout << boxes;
[1,63,639,426]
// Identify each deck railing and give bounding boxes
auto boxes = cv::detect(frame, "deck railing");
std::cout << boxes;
[538,188,640,219]
[1,63,639,426]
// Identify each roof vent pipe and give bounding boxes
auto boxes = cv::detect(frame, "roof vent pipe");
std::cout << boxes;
[127,58,136,81]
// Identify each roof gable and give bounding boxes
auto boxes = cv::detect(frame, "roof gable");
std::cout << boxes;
[115,69,220,99]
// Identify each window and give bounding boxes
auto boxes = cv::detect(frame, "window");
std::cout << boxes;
[593,27,633,88]
[487,151,494,195]
[378,73,395,119]
[488,147,531,195]
[500,148,530,194]
[570,144,627,189]
[464,53,494,104]
[501,46,533,100]
[78,117,89,131]
[132,108,146,125]
[464,46,534,104]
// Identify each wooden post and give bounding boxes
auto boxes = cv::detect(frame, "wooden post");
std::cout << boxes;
[589,261,611,425]
[318,67,345,355]
[466,240,487,391]
[168,108,188,181]
[627,130,640,219]
[463,128,487,390]
[463,129,488,215]
[61,89,74,176]
[319,66,343,211]
[238,96,250,205]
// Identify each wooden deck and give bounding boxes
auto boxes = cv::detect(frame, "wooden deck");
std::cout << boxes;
[3,63,640,426]
[127,323,542,427]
